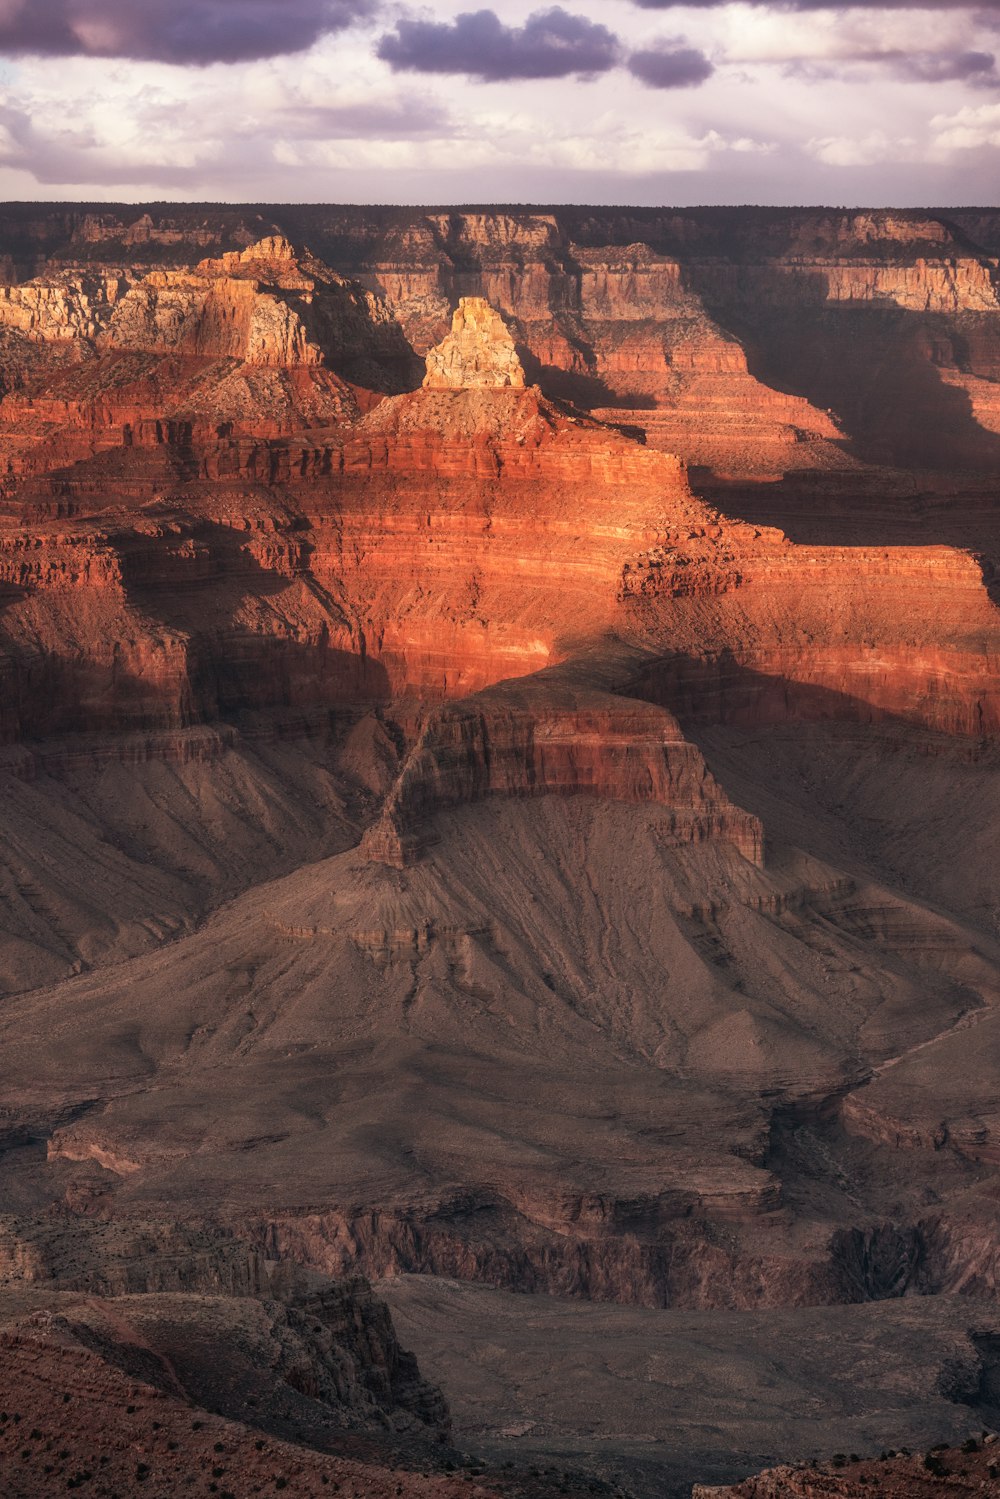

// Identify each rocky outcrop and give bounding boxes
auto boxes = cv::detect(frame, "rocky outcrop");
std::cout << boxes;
[0,1216,449,1437]
[104,266,324,366]
[0,1279,473,1499]
[693,1437,1000,1496]
[362,678,764,868]
[423,298,526,390]
[0,235,411,394]
[0,271,133,342]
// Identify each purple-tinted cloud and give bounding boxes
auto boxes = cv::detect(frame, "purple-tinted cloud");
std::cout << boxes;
[0,0,376,65]
[894,48,998,82]
[377,7,622,81]
[628,44,714,88]
[282,99,453,139]
[784,45,999,85]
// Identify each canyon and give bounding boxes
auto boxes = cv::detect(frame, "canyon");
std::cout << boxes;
[1,204,1000,1496]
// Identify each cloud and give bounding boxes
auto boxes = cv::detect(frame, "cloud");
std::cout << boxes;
[376,7,622,81]
[783,45,999,85]
[891,47,998,83]
[627,42,714,88]
[0,98,214,185]
[0,0,376,65]
[930,100,1000,150]
[279,99,453,140]
[806,130,918,167]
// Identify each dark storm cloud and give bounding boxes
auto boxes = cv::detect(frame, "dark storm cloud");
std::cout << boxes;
[628,44,714,87]
[892,47,998,81]
[0,0,376,65]
[377,7,622,81]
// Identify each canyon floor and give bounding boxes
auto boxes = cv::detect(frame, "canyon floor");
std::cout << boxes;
[2,204,1000,1496]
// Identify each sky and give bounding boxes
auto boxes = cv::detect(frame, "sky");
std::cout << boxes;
[0,0,997,205]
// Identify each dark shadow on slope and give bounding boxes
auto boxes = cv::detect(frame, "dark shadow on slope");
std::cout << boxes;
[682,262,1000,473]
[305,286,424,396]
[119,519,393,725]
[518,345,619,410]
[627,650,995,738]
[0,520,391,742]
[0,629,390,742]
[694,468,1000,562]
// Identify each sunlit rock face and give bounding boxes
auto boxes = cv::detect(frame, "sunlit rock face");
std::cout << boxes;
[423,297,526,390]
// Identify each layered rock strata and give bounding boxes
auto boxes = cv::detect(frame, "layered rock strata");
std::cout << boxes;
[362,675,764,868]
